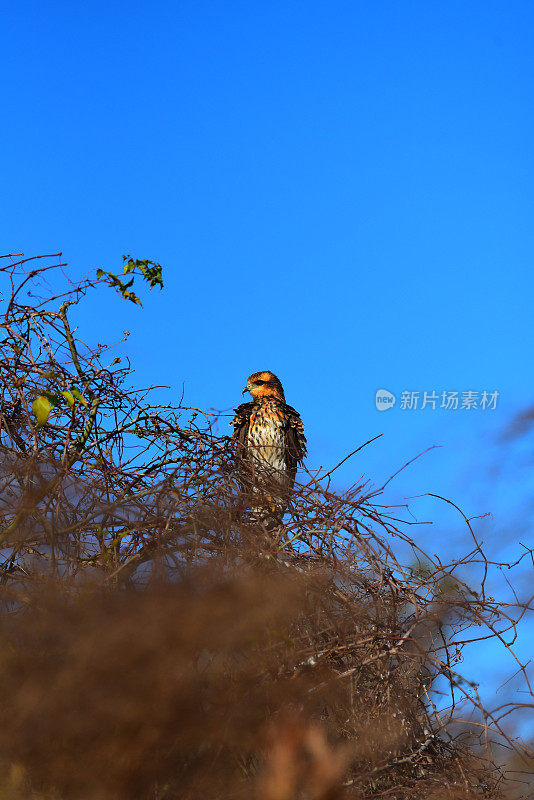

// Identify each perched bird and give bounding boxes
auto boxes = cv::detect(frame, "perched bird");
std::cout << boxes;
[231,371,306,522]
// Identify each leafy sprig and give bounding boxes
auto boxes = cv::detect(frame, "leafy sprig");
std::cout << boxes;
[96,255,164,306]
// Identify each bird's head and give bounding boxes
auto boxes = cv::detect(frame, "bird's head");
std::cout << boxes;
[242,371,285,401]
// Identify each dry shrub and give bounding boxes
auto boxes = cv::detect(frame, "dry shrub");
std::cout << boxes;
[0,254,530,799]
[0,567,489,800]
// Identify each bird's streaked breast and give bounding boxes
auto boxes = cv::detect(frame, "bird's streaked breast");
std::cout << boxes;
[247,401,287,482]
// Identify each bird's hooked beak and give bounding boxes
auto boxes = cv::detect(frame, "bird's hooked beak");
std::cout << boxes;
[242,385,250,396]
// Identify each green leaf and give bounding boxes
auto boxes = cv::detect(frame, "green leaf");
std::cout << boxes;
[61,390,75,407]
[71,387,88,407]
[32,396,52,427]
[41,371,63,380]
[96,269,105,279]
[124,291,142,306]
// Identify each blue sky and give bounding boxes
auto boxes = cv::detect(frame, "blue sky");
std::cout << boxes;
[2,0,534,731]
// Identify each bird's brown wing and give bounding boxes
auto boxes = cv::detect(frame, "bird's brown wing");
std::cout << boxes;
[283,404,307,484]
[231,402,254,458]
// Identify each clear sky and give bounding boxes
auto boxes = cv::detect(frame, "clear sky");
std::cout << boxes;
[2,0,534,730]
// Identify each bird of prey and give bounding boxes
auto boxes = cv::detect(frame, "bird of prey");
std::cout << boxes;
[231,371,306,523]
